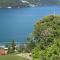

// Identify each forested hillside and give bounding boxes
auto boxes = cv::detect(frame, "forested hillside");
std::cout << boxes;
[0,0,60,7]
[32,15,60,60]
[0,0,29,7]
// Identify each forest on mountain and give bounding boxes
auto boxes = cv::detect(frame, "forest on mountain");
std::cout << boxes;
[29,15,60,60]
[0,0,29,7]
[0,0,60,7]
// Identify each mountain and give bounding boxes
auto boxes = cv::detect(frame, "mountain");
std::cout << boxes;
[0,0,60,8]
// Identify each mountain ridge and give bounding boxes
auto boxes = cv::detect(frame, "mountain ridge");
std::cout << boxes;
[0,0,60,8]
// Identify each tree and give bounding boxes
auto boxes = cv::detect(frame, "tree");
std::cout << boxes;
[7,40,16,54]
[32,15,60,60]
[11,40,16,53]
[33,15,60,48]
[27,34,36,52]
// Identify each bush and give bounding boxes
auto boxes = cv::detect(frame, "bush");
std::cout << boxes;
[32,15,60,60]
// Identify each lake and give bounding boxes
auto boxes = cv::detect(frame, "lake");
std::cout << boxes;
[0,6,60,44]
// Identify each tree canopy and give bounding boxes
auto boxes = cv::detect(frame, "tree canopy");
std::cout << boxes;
[32,15,60,60]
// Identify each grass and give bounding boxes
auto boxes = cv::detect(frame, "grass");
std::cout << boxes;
[0,54,30,60]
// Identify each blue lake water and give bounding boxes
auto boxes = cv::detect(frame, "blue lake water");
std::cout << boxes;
[0,6,60,44]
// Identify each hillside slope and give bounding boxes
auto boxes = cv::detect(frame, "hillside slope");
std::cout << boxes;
[0,0,60,7]
[32,15,60,60]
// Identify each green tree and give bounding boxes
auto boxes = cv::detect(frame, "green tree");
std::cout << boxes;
[32,15,60,60]
[11,40,16,53]
[27,34,36,52]
[33,15,60,48]
[7,40,16,54]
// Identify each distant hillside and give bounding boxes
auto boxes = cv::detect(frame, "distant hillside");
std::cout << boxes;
[0,0,60,7]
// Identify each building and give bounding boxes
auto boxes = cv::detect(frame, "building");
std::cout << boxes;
[0,45,8,55]
[0,48,5,55]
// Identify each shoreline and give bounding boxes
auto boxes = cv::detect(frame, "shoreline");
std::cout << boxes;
[0,42,28,47]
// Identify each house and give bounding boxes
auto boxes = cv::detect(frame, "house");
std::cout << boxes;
[0,48,5,55]
[0,45,8,55]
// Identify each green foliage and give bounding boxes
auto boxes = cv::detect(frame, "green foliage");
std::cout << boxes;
[32,38,60,60]
[17,45,25,53]
[8,40,16,54]
[33,15,60,47]
[0,0,59,7]
[11,40,16,52]
[17,44,30,53]
[8,45,11,54]
[32,15,60,60]
[27,35,36,52]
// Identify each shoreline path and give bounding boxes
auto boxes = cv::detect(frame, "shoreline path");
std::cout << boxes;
[17,53,32,60]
